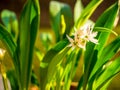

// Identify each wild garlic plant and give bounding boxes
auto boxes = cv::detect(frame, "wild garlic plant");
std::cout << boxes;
[0,0,120,90]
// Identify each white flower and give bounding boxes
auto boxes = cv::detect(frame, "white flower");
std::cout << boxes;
[81,25,98,44]
[66,24,98,50]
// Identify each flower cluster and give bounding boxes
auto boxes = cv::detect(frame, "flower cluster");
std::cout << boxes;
[66,24,98,50]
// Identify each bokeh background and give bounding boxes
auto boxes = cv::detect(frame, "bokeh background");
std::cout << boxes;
[0,0,119,27]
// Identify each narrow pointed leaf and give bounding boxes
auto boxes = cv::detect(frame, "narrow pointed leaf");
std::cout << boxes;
[74,0,84,23]
[95,3,119,54]
[75,0,103,27]
[90,36,120,79]
[83,2,119,89]
[19,0,40,89]
[95,57,120,89]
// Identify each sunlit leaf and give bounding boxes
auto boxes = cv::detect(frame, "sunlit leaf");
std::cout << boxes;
[94,3,119,55]
[40,39,69,89]
[95,57,120,89]
[75,0,103,28]
[90,36,120,79]
[74,0,84,23]
[94,27,118,36]
[64,49,81,90]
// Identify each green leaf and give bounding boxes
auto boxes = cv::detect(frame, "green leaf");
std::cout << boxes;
[98,78,112,90]
[7,70,19,90]
[0,24,21,86]
[89,2,119,80]
[19,0,40,89]
[74,0,84,23]
[1,10,17,31]
[94,3,119,54]
[31,71,39,86]
[47,47,69,82]
[82,2,119,89]
[83,48,98,90]
[1,9,18,42]
[88,37,120,90]
[90,36,120,79]
[40,39,69,89]
[75,0,103,28]
[0,25,18,68]
[49,1,73,42]
[0,25,16,57]
[95,57,120,89]
[64,49,81,90]
[94,27,118,36]
[77,75,83,90]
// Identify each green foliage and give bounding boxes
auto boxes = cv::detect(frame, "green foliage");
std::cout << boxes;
[0,0,40,89]
[0,0,119,90]
[74,0,84,23]
[1,9,18,42]
[40,39,69,89]
[19,1,32,88]
[19,0,40,89]
[82,2,119,90]
[50,1,73,42]
[75,0,103,28]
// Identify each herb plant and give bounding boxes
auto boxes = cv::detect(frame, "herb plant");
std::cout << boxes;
[0,0,120,90]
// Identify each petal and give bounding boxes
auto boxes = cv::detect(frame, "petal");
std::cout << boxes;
[91,32,98,37]
[89,38,98,44]
[66,35,74,43]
